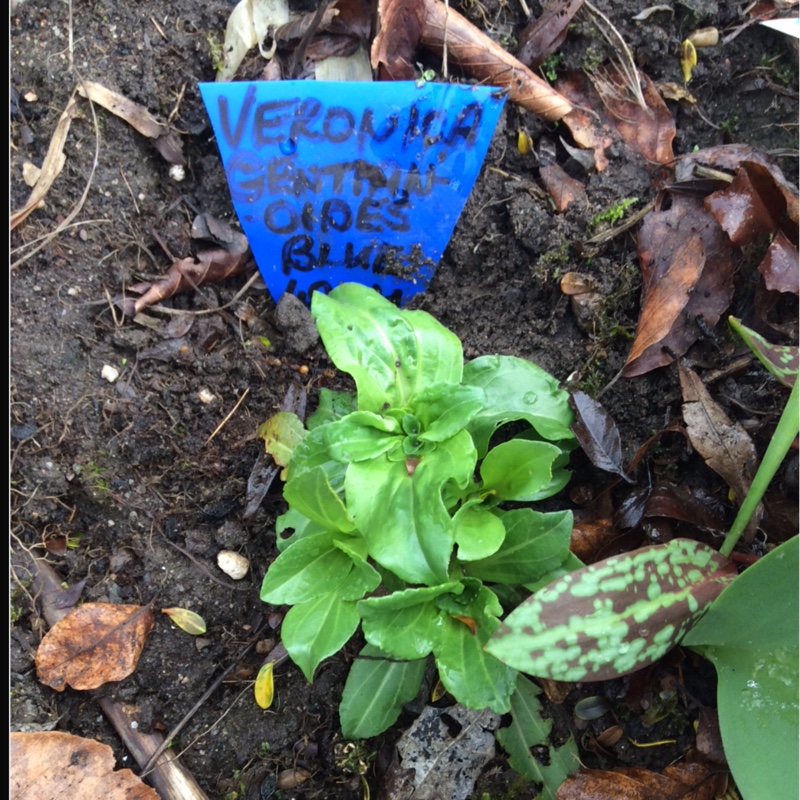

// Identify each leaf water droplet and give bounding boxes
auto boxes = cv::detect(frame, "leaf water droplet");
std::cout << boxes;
[523,391,538,404]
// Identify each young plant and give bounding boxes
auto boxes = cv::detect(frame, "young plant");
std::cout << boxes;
[260,283,579,788]
[487,316,798,800]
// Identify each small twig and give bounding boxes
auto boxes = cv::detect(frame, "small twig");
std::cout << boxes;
[207,387,250,444]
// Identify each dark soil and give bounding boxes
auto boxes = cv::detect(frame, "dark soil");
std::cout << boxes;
[10,1,798,799]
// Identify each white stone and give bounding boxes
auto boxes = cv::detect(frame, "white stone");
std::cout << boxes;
[217,550,249,580]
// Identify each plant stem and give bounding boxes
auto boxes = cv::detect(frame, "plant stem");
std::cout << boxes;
[720,379,799,558]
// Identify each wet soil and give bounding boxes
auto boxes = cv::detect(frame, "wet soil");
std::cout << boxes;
[10,1,798,798]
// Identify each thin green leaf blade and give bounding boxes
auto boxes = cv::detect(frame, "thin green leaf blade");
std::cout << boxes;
[280,591,360,681]
[683,536,798,800]
[340,644,426,739]
[486,539,736,681]
[496,676,579,798]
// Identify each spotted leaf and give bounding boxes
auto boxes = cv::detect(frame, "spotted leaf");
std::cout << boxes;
[729,316,798,388]
[486,539,736,682]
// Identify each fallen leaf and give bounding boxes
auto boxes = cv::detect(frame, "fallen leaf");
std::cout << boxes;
[11,92,78,230]
[257,411,308,466]
[516,0,585,69]
[539,163,587,212]
[371,0,425,79]
[729,316,798,387]
[556,762,719,800]
[217,0,290,82]
[589,64,676,164]
[254,661,274,709]
[557,73,614,171]
[678,363,762,533]
[76,81,184,166]
[758,230,799,295]
[625,233,705,375]
[373,0,572,120]
[11,731,158,800]
[642,482,726,535]
[35,602,154,691]
[161,607,207,635]
[624,194,734,377]
[569,518,618,563]
[570,391,634,482]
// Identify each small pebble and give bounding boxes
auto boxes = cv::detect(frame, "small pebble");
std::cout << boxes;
[217,550,249,580]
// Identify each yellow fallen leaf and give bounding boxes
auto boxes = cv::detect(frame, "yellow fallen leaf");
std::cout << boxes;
[255,661,274,709]
[161,607,207,635]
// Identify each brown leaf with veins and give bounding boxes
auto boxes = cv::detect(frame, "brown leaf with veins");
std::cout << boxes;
[625,233,704,376]
[590,64,675,165]
[678,362,762,537]
[557,762,720,800]
[35,602,154,691]
[556,73,614,171]
[11,731,158,800]
[371,0,426,80]
[539,163,586,212]
[516,0,584,69]
[624,194,734,377]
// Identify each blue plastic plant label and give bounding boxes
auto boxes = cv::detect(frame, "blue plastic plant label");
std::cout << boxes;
[199,81,506,304]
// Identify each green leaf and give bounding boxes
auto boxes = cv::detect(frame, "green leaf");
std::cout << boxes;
[729,316,798,388]
[683,536,798,800]
[453,503,506,562]
[307,388,358,429]
[412,383,486,442]
[346,431,475,585]
[496,676,579,797]
[523,550,584,592]
[359,584,462,659]
[479,439,563,501]
[464,508,573,584]
[323,413,400,462]
[339,644,426,739]
[312,284,463,412]
[260,531,353,604]
[284,466,354,532]
[486,539,736,681]
[257,411,307,467]
[286,426,346,489]
[434,613,517,714]
[332,535,382,601]
[280,591,360,681]
[464,355,574,455]
[275,507,327,552]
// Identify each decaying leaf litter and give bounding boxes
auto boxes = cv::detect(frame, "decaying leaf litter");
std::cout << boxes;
[10,0,798,798]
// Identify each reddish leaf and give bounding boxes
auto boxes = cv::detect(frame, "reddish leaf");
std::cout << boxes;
[35,602,154,691]
[759,229,799,295]
[705,165,781,246]
[539,163,587,212]
[569,518,618,563]
[11,732,158,800]
[557,762,719,800]
[371,0,425,80]
[624,194,734,377]
[570,391,633,482]
[642,482,725,535]
[516,0,584,69]
[557,73,615,171]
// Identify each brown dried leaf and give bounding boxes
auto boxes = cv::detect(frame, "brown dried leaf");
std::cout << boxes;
[759,229,799,294]
[705,164,781,246]
[560,271,597,295]
[76,81,184,166]
[590,64,675,164]
[569,518,618,563]
[624,195,734,377]
[35,602,154,691]
[371,0,425,80]
[624,233,705,376]
[416,0,572,120]
[570,390,633,481]
[557,762,717,800]
[539,163,587,212]
[11,93,78,230]
[11,731,158,800]
[678,363,761,525]
[516,0,584,69]
[557,73,614,171]
[126,247,251,315]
